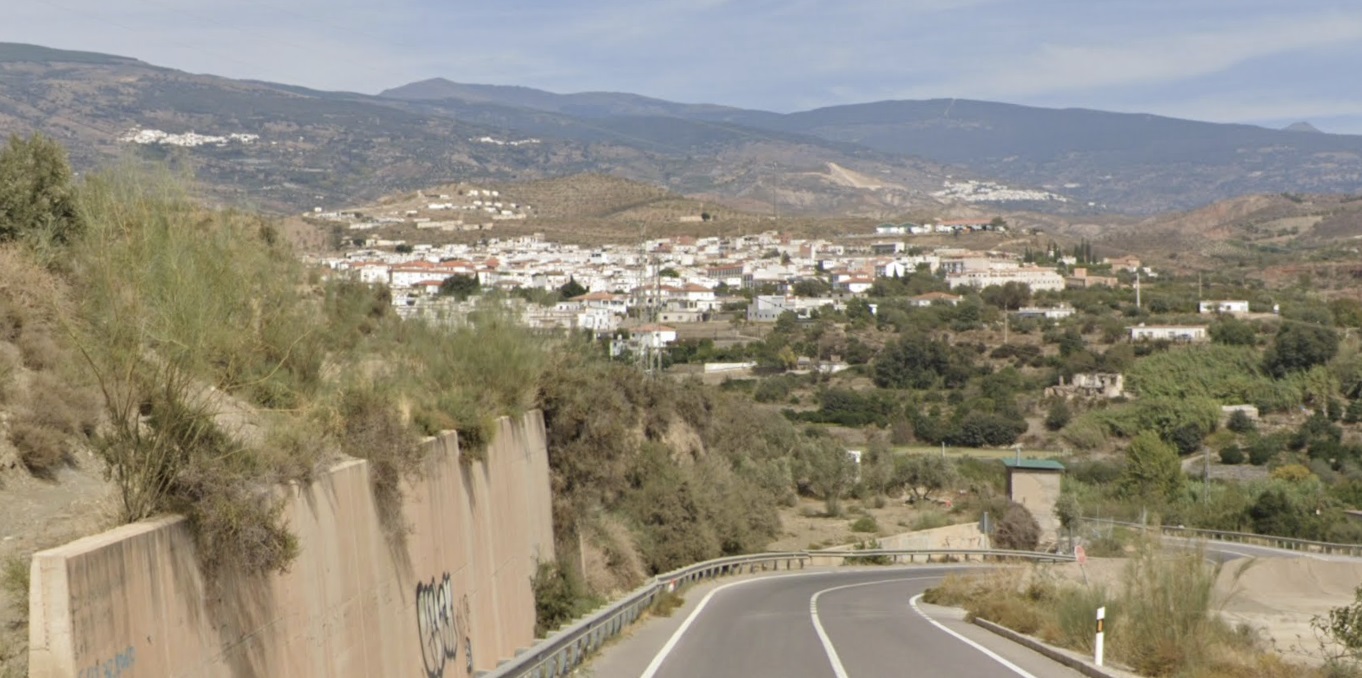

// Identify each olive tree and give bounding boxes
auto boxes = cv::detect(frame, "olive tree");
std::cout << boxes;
[0,133,84,246]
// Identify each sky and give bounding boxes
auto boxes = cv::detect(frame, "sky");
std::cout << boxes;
[7,0,1362,134]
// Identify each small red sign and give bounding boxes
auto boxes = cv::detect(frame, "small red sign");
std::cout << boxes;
[1075,545,1087,564]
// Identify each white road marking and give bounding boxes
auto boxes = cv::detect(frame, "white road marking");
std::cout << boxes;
[909,593,1040,678]
[810,577,942,678]
[638,569,843,678]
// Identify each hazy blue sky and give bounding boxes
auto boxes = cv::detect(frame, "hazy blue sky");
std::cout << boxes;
[8,0,1362,133]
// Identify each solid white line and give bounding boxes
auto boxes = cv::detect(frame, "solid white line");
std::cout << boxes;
[810,589,852,678]
[909,593,1039,678]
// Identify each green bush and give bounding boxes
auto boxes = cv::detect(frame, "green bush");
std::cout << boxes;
[850,515,879,533]
[1219,444,1245,465]
[1227,409,1257,434]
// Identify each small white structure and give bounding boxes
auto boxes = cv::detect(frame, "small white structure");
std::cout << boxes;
[1128,324,1208,342]
[1016,305,1075,320]
[908,292,963,307]
[1199,300,1251,314]
[628,324,677,349]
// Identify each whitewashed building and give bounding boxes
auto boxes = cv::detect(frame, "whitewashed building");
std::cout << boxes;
[1199,300,1251,314]
[1128,324,1208,342]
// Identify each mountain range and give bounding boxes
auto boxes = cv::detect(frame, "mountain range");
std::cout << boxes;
[2,41,1361,218]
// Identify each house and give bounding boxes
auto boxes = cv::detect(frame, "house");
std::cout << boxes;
[747,295,842,322]
[1015,305,1075,320]
[835,276,875,294]
[1199,300,1250,315]
[628,324,677,349]
[570,291,629,315]
[908,292,963,307]
[1128,324,1208,342]
[1104,255,1142,272]
[1065,267,1118,289]
[946,267,1066,292]
[1002,459,1065,545]
[658,307,704,324]
[1045,373,1125,399]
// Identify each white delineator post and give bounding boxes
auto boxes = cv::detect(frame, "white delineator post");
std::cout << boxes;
[1095,606,1106,666]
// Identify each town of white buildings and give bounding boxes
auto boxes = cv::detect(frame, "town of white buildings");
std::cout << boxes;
[931,180,1068,204]
[313,219,1152,352]
[118,128,260,147]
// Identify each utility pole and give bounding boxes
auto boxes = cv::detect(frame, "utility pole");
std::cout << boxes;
[1203,445,1210,505]
[1135,270,1142,310]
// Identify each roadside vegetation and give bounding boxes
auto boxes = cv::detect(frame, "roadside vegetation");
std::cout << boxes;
[924,542,1332,677]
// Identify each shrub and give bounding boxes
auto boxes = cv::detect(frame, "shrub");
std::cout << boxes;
[1226,409,1257,434]
[1219,444,1245,465]
[911,510,951,531]
[850,515,879,533]
[531,560,595,636]
[992,501,1040,551]
[1044,399,1072,432]
[1060,416,1107,450]
[1248,434,1285,466]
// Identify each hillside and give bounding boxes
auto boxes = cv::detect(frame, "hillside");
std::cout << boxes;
[381,82,1362,215]
[0,43,954,218]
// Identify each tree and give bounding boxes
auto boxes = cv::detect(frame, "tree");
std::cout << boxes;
[801,437,858,516]
[558,276,587,299]
[1248,488,1302,537]
[980,281,1031,311]
[872,334,970,389]
[945,411,1027,447]
[1209,317,1257,346]
[1264,322,1339,378]
[0,132,84,246]
[1044,400,1072,432]
[438,274,480,300]
[1054,492,1079,532]
[791,278,830,298]
[894,454,956,503]
[1168,421,1207,456]
[1121,431,1182,503]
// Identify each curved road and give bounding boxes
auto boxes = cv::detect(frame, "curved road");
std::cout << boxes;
[583,540,1337,678]
[589,566,1089,678]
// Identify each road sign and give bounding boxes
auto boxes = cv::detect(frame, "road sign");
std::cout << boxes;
[1075,545,1087,565]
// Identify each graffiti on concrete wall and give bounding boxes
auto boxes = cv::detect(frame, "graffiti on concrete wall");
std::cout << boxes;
[78,645,135,678]
[416,573,473,678]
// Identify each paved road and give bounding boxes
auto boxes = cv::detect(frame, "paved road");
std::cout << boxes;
[588,566,1091,678]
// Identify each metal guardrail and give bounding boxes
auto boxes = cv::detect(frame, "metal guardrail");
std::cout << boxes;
[1081,518,1362,557]
[480,548,1074,678]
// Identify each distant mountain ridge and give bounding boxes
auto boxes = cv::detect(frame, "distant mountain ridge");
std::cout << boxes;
[379,82,1362,214]
[4,41,1362,218]
[0,44,950,216]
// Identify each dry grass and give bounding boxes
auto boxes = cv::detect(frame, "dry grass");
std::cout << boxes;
[923,546,1333,677]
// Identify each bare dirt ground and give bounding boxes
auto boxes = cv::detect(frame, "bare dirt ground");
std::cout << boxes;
[1215,557,1362,665]
[767,496,962,551]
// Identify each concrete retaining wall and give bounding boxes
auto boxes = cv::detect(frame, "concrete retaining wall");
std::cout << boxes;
[808,522,990,566]
[28,412,554,678]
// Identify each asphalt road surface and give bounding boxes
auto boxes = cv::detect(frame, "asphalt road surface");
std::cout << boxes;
[588,566,1092,678]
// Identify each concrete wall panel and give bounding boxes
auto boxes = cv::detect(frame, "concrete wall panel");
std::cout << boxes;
[29,412,554,678]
